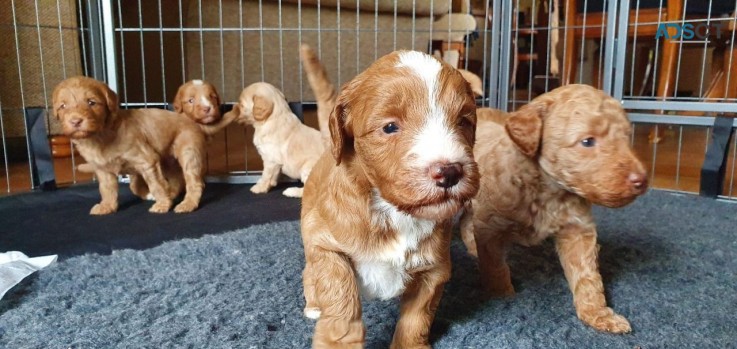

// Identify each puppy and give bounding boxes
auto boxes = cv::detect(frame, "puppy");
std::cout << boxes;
[52,76,206,214]
[173,79,238,136]
[300,51,479,348]
[461,84,648,333]
[233,82,324,198]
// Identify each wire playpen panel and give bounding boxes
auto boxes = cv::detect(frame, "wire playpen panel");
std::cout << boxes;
[1,0,735,200]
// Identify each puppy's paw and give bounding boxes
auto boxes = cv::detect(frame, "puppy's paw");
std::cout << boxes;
[174,200,199,213]
[90,203,117,215]
[481,277,516,299]
[145,193,156,201]
[580,307,631,334]
[282,187,303,198]
[304,307,321,319]
[149,201,172,214]
[250,183,270,194]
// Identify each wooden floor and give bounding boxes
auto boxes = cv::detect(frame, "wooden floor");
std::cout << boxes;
[2,110,736,198]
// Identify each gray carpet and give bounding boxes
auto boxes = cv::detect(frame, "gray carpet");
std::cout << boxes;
[1,190,735,348]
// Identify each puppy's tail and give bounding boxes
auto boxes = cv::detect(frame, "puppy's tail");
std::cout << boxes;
[300,44,337,142]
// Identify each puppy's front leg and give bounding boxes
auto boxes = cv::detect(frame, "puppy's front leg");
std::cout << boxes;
[251,161,281,194]
[474,219,515,298]
[310,248,364,348]
[90,171,119,215]
[391,263,451,349]
[555,224,631,333]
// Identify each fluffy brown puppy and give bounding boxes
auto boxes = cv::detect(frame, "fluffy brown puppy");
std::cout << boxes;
[461,84,648,333]
[300,51,479,348]
[172,79,238,136]
[52,76,206,214]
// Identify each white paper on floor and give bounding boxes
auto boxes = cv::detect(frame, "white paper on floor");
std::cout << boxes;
[0,251,57,300]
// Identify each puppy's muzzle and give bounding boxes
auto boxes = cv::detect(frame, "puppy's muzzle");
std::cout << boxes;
[428,162,463,188]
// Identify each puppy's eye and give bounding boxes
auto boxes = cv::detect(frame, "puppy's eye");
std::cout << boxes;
[581,137,596,147]
[87,100,97,106]
[188,98,194,104]
[382,122,399,134]
[59,103,66,110]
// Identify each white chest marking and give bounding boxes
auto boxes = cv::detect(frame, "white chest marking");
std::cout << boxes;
[356,194,435,300]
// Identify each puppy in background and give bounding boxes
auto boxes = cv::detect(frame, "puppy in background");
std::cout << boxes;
[462,84,648,333]
[301,51,479,348]
[232,82,324,198]
[172,79,238,137]
[53,76,206,214]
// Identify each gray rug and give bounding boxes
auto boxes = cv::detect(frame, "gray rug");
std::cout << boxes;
[1,190,735,348]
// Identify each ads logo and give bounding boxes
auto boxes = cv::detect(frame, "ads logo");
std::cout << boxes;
[655,22,728,43]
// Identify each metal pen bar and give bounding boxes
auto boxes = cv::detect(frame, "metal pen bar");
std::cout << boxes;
[77,0,88,76]
[602,0,619,94]
[116,0,128,102]
[137,0,147,105]
[56,0,68,79]
[676,125,683,187]
[198,0,205,79]
[337,0,341,87]
[33,0,50,134]
[0,97,10,193]
[488,0,502,109]
[278,0,285,89]
[158,0,167,101]
[671,0,688,99]
[498,0,512,110]
[578,0,588,84]
[479,0,490,107]
[10,0,34,189]
[627,0,641,99]
[623,100,737,112]
[627,113,737,127]
[179,0,186,82]
[219,0,229,171]
[356,0,360,75]
[614,0,631,100]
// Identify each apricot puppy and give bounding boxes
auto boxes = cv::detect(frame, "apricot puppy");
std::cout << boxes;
[53,76,206,214]
[461,84,648,333]
[301,51,479,348]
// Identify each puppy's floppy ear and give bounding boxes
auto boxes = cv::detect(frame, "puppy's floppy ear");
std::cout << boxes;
[173,84,186,113]
[211,85,222,108]
[329,87,357,165]
[505,100,547,157]
[252,95,274,121]
[100,81,119,115]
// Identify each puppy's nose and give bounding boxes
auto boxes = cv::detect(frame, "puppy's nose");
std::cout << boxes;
[201,106,211,113]
[629,172,648,193]
[429,162,463,188]
[69,118,83,127]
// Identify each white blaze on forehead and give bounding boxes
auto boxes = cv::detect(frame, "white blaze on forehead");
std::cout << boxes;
[396,52,468,166]
[395,51,442,107]
[191,79,203,86]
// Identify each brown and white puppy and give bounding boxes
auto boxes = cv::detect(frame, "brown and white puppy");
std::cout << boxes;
[233,82,324,198]
[172,79,238,136]
[301,51,479,348]
[461,84,648,333]
[52,76,206,214]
